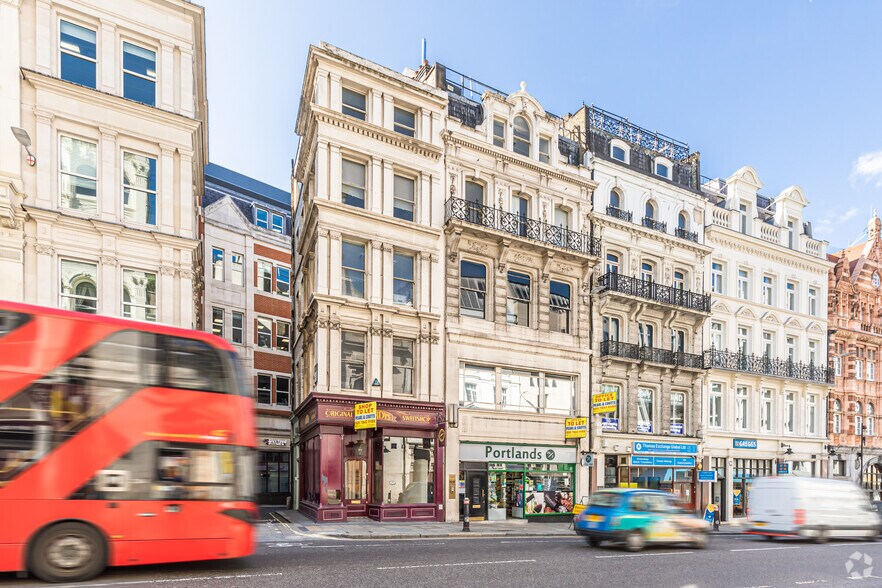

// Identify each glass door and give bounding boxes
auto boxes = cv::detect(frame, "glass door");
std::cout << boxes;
[465,471,487,521]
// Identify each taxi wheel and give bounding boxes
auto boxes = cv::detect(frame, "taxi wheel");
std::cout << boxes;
[585,537,601,547]
[691,530,709,549]
[624,530,645,552]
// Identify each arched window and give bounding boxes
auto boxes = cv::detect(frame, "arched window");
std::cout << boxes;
[610,141,628,163]
[512,116,531,157]
[834,399,842,434]
[605,252,620,275]
[655,160,670,178]
[641,261,654,283]
[610,189,621,209]
[678,211,688,230]
[857,401,863,414]
[645,200,656,220]
[834,399,842,411]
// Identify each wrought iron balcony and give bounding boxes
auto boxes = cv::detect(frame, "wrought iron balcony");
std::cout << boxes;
[704,348,834,384]
[601,340,705,370]
[445,196,601,256]
[675,227,699,243]
[607,206,633,222]
[597,272,711,313]
[642,217,667,233]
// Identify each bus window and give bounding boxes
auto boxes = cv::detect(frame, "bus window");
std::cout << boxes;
[163,337,230,394]
[0,309,30,338]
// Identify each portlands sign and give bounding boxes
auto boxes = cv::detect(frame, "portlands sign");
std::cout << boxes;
[460,443,577,464]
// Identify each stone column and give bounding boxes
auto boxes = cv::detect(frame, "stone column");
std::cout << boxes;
[369,240,382,304]
[419,172,431,226]
[381,328,393,397]
[180,150,194,238]
[99,254,118,316]
[382,94,394,132]
[328,231,341,297]
[370,326,382,397]
[34,111,52,209]
[418,252,431,313]
[381,160,393,217]
[159,145,175,233]
[34,0,51,74]
[315,228,330,295]
[328,325,341,394]
[179,48,194,117]
[315,141,329,200]
[159,264,176,325]
[369,89,382,127]
[381,243,393,306]
[159,41,175,111]
[34,242,54,307]
[329,73,342,112]
[99,20,116,94]
[314,323,329,393]
[314,69,329,108]
[99,128,118,221]
[420,109,431,143]
[329,144,341,203]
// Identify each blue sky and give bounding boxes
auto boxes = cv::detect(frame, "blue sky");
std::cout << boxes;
[201,0,882,251]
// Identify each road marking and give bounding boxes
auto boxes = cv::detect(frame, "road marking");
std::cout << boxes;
[377,559,536,570]
[730,546,800,552]
[828,542,879,547]
[500,539,579,543]
[794,581,828,585]
[58,572,285,587]
[595,551,694,559]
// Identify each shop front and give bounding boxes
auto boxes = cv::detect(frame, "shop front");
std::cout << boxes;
[459,442,578,522]
[256,436,291,506]
[294,394,445,522]
[607,441,699,508]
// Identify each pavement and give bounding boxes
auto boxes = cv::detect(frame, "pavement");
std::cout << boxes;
[4,524,879,588]
[270,507,748,539]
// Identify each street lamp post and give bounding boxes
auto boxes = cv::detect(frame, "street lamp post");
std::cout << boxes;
[859,425,867,490]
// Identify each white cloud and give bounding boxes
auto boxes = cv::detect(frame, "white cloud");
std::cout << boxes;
[851,151,882,187]
[813,207,860,237]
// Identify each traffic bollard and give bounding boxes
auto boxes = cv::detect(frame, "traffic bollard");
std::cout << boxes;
[713,506,720,532]
[463,497,470,532]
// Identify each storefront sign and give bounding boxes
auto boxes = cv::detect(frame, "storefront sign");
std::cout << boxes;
[734,438,758,449]
[460,443,577,464]
[438,428,446,447]
[601,417,619,431]
[670,424,684,435]
[354,401,377,430]
[565,417,587,439]
[632,442,698,455]
[777,463,791,475]
[263,438,289,447]
[592,388,618,414]
[630,455,695,467]
[322,404,439,427]
[698,470,718,483]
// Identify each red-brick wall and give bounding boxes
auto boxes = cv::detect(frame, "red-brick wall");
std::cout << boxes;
[255,294,290,318]
[254,350,291,373]
[255,243,291,265]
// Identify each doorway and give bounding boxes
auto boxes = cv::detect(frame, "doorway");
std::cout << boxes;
[465,471,487,521]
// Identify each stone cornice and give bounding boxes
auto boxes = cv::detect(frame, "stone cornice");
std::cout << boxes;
[442,131,598,192]
[705,226,833,272]
[593,213,713,256]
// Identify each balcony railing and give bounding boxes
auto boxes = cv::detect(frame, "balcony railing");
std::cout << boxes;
[704,348,833,384]
[601,340,705,370]
[445,196,601,256]
[642,217,667,233]
[607,206,633,222]
[675,227,699,243]
[597,272,711,313]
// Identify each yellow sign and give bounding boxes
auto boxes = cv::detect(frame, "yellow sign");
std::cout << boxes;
[572,503,587,515]
[354,401,377,430]
[565,417,587,439]
[592,388,618,414]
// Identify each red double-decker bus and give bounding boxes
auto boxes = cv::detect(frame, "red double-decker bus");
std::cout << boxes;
[0,301,257,582]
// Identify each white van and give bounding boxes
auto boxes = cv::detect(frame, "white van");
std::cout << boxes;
[747,477,881,542]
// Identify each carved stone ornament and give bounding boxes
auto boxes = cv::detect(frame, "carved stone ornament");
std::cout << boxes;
[159,266,177,276]
[316,318,332,329]
[369,326,384,336]
[555,263,575,274]
[449,174,457,197]
[466,241,488,255]
[512,252,532,266]
[99,256,119,266]
[179,269,195,280]
[34,244,55,256]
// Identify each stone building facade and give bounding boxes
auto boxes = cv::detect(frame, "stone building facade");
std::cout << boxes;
[0,0,207,328]
[828,214,882,497]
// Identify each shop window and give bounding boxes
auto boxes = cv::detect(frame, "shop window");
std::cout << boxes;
[544,374,574,415]
[525,465,574,515]
[258,450,290,495]
[670,392,685,434]
[379,437,434,504]
[599,384,620,431]
[459,364,495,409]
[500,369,540,413]
[637,388,653,433]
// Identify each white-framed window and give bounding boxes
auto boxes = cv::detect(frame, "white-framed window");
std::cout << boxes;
[506,271,531,326]
[60,20,97,88]
[735,386,749,431]
[231,311,244,344]
[833,399,842,434]
[786,281,797,311]
[638,322,655,348]
[869,404,876,436]
[341,87,367,120]
[256,317,272,349]
[737,326,749,354]
[492,119,506,147]
[671,329,686,353]
[459,365,575,415]
[637,388,654,433]
[122,269,157,322]
[393,174,415,222]
[737,268,749,300]
[678,211,689,231]
[641,261,655,283]
[60,135,98,214]
[211,307,224,337]
[710,321,723,349]
[255,207,269,229]
[342,159,367,209]
[673,270,686,290]
[231,253,244,286]
[550,280,571,334]
[857,359,864,380]
[808,287,818,316]
[762,331,774,358]
[856,413,864,437]
[610,141,628,163]
[605,252,620,274]
[257,373,272,404]
[711,261,724,294]
[762,275,774,305]
[609,189,622,210]
[654,158,670,179]
[275,266,290,297]
[276,320,290,352]
[122,151,157,225]
[460,260,487,319]
[60,259,98,314]
[393,106,416,137]
[539,136,551,164]
[644,200,656,221]
[341,241,366,298]
[257,260,272,293]
[784,392,796,434]
[602,316,620,342]
[834,355,842,377]
[275,376,290,407]
[122,41,156,107]
[807,394,817,435]
[212,247,224,281]
[738,202,750,234]
[512,116,531,157]
[341,330,366,390]
[392,337,414,395]
[670,391,685,434]
[787,220,796,249]
[271,212,284,234]
[786,336,797,362]
[870,362,876,382]
[393,252,415,306]
[761,389,773,433]
[709,383,723,428]
[808,340,819,365]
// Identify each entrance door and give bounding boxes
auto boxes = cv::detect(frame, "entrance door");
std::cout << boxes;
[465,471,487,520]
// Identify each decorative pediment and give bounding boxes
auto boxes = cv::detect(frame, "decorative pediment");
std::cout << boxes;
[735,306,757,319]
[807,321,826,335]
[784,316,804,329]
[507,82,547,118]
[205,194,251,228]
[776,185,809,207]
[712,301,732,314]
[760,311,782,325]
[728,165,763,189]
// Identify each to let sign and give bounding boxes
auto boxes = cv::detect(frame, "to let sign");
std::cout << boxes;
[592,389,618,414]
[354,401,377,430]
[565,417,587,439]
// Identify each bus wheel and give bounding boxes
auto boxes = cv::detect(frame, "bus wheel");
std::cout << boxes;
[30,522,107,583]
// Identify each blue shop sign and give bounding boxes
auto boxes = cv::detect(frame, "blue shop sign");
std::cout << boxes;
[698,470,718,483]
[632,441,698,455]
[670,423,684,435]
[777,463,791,475]
[734,438,758,449]
[630,456,654,466]
[629,456,696,468]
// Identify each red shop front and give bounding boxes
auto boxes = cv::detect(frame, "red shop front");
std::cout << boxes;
[295,394,446,522]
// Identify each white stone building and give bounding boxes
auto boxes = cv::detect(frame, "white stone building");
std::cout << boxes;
[0,0,206,327]
[202,163,293,505]
[700,167,832,521]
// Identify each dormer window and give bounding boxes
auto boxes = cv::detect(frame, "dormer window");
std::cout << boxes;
[255,207,269,229]
[654,158,671,179]
[492,119,506,148]
[512,116,531,157]
[342,87,367,121]
[611,145,626,162]
[539,136,551,164]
